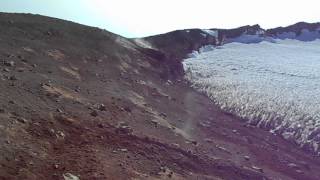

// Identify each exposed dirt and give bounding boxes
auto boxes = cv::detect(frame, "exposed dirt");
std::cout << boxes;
[0,13,320,180]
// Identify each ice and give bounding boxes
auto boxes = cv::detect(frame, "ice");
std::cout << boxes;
[188,45,215,58]
[276,29,320,41]
[225,31,273,44]
[198,45,215,53]
[183,39,320,153]
[297,29,320,41]
[276,31,297,39]
[255,29,265,35]
[200,33,207,37]
[226,34,265,44]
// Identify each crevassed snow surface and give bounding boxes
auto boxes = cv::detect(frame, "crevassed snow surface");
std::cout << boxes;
[183,39,320,153]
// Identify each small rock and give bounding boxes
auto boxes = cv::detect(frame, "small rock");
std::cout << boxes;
[57,131,65,138]
[17,55,24,59]
[116,125,133,134]
[17,68,25,72]
[204,138,213,143]
[98,104,106,111]
[49,128,55,135]
[3,68,10,72]
[251,166,263,173]
[216,145,232,154]
[7,54,15,58]
[0,108,5,113]
[97,123,104,128]
[56,108,63,113]
[120,148,128,152]
[18,55,27,62]
[63,173,80,180]
[288,163,299,168]
[90,110,98,117]
[17,117,27,123]
[232,129,238,133]
[171,143,180,148]
[74,87,81,92]
[198,121,210,128]
[9,75,17,81]
[170,97,177,101]
[244,156,250,161]
[55,114,75,124]
[123,107,131,113]
[191,140,198,146]
[296,170,304,174]
[160,166,166,172]
[151,120,159,126]
[53,164,59,169]
[118,121,127,126]
[159,112,167,118]
[4,61,15,67]
[41,82,52,87]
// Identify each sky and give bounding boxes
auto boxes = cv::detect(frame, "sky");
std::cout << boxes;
[0,0,319,38]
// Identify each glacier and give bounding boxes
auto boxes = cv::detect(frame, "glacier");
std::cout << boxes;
[183,39,320,153]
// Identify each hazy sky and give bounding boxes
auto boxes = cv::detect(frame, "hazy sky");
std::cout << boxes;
[0,0,319,38]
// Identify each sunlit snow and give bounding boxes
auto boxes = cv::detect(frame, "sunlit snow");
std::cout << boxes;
[183,39,320,152]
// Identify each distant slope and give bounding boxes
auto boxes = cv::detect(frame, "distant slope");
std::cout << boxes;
[267,22,320,39]
[140,22,320,57]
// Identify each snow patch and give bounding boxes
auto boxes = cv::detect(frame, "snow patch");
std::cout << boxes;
[276,32,297,39]
[188,45,215,58]
[133,38,156,49]
[226,34,265,44]
[202,29,218,37]
[255,29,265,35]
[200,33,207,37]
